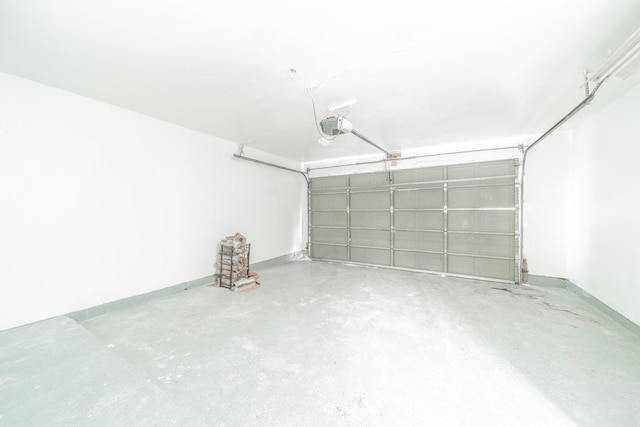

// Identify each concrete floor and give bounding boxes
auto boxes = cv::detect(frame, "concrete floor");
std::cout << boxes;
[1,261,640,426]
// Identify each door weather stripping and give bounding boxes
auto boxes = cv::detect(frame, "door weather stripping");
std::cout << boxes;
[233,154,309,184]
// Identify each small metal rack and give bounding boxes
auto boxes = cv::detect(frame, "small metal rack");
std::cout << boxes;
[216,243,251,289]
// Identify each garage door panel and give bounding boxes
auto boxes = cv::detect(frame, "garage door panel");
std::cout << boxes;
[394,210,443,230]
[311,193,347,210]
[311,211,347,227]
[350,247,390,265]
[393,167,444,185]
[394,189,443,209]
[447,160,515,180]
[395,231,443,251]
[350,172,389,187]
[393,167,444,188]
[311,244,348,260]
[448,255,514,281]
[447,176,515,188]
[311,228,347,245]
[394,251,443,271]
[350,191,390,209]
[394,182,442,190]
[448,233,514,257]
[310,159,519,283]
[351,229,390,248]
[448,185,515,208]
[351,211,390,228]
[311,175,347,190]
[448,211,514,233]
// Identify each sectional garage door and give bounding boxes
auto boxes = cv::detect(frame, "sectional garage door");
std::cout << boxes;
[309,159,521,283]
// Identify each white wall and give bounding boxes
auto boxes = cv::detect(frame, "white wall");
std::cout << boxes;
[0,72,307,331]
[567,81,640,326]
[522,132,571,279]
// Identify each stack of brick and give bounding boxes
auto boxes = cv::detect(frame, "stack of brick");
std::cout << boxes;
[215,232,252,289]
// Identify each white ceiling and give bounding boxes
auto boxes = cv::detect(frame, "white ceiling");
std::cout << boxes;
[1,0,639,163]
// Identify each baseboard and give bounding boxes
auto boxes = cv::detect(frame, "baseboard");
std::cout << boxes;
[528,274,640,337]
[68,275,216,322]
[527,274,569,288]
[251,250,308,271]
[68,251,307,322]
[565,281,640,338]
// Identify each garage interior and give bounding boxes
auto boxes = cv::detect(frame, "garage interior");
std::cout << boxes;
[1,1,640,425]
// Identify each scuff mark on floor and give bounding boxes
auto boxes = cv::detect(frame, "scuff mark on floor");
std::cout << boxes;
[492,287,514,293]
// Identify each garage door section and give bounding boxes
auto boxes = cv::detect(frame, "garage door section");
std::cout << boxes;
[309,159,520,283]
[309,175,349,261]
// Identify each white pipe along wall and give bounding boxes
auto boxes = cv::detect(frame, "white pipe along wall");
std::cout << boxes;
[0,72,307,331]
